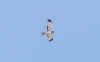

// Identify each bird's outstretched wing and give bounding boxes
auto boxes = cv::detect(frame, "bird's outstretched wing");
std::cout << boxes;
[47,19,52,31]
[47,33,53,41]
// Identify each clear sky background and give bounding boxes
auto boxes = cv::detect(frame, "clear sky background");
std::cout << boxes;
[0,0,100,62]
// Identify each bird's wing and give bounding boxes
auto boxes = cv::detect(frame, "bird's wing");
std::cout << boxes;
[47,19,52,31]
[47,33,53,41]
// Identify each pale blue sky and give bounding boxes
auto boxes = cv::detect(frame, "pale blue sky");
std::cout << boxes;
[0,0,100,62]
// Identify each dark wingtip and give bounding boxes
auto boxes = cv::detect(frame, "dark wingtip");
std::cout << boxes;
[49,38,53,42]
[48,19,52,23]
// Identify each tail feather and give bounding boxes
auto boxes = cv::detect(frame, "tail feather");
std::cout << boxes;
[42,32,46,35]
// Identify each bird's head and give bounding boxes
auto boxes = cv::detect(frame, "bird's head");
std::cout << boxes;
[52,31,54,34]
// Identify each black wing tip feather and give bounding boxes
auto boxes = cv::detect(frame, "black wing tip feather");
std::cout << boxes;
[48,19,52,23]
[49,38,53,42]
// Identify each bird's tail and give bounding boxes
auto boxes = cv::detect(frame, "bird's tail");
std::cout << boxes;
[42,32,46,35]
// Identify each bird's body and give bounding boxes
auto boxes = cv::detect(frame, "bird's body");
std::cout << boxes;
[42,31,52,35]
[47,31,52,34]
[42,19,54,42]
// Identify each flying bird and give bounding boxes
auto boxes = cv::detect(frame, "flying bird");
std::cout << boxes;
[42,19,54,42]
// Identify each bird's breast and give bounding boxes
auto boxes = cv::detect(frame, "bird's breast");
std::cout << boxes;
[47,31,52,34]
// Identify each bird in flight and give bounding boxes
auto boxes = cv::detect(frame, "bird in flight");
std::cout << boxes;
[42,19,54,42]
